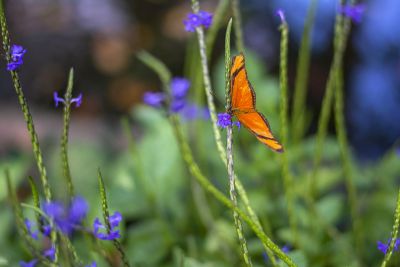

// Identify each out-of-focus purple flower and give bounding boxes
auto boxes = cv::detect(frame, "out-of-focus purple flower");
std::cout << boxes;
[85,261,97,267]
[93,211,122,241]
[42,196,88,235]
[263,245,290,263]
[171,78,190,99]
[377,238,400,254]
[43,245,56,261]
[24,219,39,240]
[276,9,286,23]
[71,93,83,107]
[183,10,213,32]
[19,259,38,267]
[170,99,186,113]
[340,4,365,23]
[54,92,83,108]
[7,45,26,71]
[143,92,165,108]
[42,224,52,236]
[181,104,210,121]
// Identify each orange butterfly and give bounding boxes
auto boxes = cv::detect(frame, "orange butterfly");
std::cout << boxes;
[228,53,283,152]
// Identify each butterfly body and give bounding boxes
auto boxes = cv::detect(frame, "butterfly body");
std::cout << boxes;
[228,53,284,153]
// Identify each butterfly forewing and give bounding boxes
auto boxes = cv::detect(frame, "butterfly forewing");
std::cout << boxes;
[230,54,255,111]
[230,53,284,152]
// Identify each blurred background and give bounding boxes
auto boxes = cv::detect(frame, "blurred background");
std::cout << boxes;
[1,0,399,160]
[1,0,400,266]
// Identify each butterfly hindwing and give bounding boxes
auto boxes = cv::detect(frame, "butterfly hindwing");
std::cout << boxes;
[230,53,283,152]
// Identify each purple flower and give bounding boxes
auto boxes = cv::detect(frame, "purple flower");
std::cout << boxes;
[43,245,56,261]
[170,99,187,113]
[85,262,97,267]
[183,10,213,32]
[42,224,52,236]
[217,113,231,128]
[54,92,83,108]
[24,219,39,240]
[19,259,38,267]
[171,78,190,99]
[143,92,165,108]
[71,93,83,107]
[276,9,286,23]
[93,211,122,241]
[340,4,365,23]
[42,196,88,235]
[377,238,400,254]
[7,45,26,71]
[181,104,210,121]
[263,245,290,263]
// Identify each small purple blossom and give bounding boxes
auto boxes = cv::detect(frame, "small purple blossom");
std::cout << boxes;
[143,92,165,108]
[183,10,213,32]
[24,219,39,240]
[42,224,52,236]
[54,92,83,108]
[19,259,38,267]
[42,196,88,235]
[217,113,231,128]
[171,78,190,99]
[276,9,286,24]
[43,245,56,261]
[377,238,400,254]
[181,104,210,121]
[170,99,187,113]
[340,4,365,23]
[93,211,122,241]
[85,262,97,267]
[263,245,290,263]
[7,45,26,71]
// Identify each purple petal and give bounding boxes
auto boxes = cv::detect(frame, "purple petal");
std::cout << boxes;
[276,9,286,23]
[68,196,88,225]
[170,78,190,99]
[71,93,83,107]
[109,212,122,229]
[143,92,165,108]
[19,259,38,267]
[43,245,56,261]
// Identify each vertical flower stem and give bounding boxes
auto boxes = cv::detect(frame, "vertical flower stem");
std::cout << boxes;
[334,67,362,257]
[307,0,349,207]
[0,0,52,202]
[188,2,269,244]
[61,68,75,199]
[170,115,297,267]
[139,51,295,266]
[97,170,131,267]
[381,188,400,267]
[225,19,252,267]
[231,0,244,52]
[278,17,298,246]
[291,0,318,144]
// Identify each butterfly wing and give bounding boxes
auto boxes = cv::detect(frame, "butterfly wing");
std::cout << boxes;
[230,53,255,111]
[235,111,284,152]
[230,53,283,152]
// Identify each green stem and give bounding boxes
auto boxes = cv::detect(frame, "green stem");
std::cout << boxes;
[0,0,52,202]
[381,188,400,267]
[97,170,131,267]
[291,0,318,144]
[278,18,298,246]
[334,68,362,257]
[170,116,297,267]
[61,68,75,198]
[188,2,271,248]
[225,19,252,266]
[231,0,244,52]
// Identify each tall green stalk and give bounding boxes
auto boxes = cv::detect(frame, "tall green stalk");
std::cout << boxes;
[231,0,244,52]
[138,51,295,267]
[381,188,400,267]
[188,1,271,247]
[291,0,318,144]
[0,0,51,202]
[60,68,75,198]
[278,14,298,246]
[334,67,362,257]
[308,0,350,205]
[225,19,252,267]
